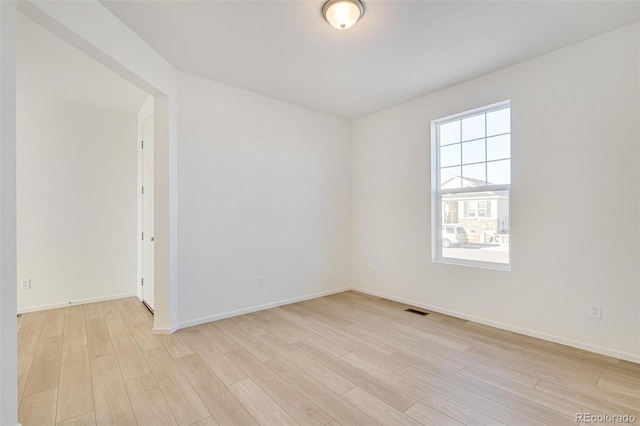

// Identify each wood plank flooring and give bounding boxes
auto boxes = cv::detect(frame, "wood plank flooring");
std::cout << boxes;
[17,291,640,426]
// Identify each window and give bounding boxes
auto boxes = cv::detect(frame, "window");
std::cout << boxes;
[432,101,511,270]
[477,201,491,218]
[463,200,491,218]
[463,201,476,218]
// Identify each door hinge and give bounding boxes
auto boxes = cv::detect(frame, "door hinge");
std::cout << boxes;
[141,140,144,149]
[141,277,144,287]
[141,232,144,241]
[141,186,144,195]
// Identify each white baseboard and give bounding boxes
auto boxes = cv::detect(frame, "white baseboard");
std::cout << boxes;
[48,284,633,364]
[175,286,351,331]
[152,325,179,335]
[352,286,640,364]
[17,292,138,314]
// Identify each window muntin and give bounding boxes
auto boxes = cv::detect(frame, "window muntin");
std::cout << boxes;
[432,101,511,270]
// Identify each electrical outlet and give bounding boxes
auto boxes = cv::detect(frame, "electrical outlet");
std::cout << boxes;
[259,276,265,287]
[20,279,31,290]
[589,303,602,319]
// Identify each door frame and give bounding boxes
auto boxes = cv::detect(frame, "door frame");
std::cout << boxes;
[138,107,155,312]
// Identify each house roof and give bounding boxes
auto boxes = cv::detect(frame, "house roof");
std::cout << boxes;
[441,175,490,188]
[441,176,509,200]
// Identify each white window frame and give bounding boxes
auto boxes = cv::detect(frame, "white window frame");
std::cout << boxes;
[477,200,490,218]
[463,201,476,218]
[431,100,511,271]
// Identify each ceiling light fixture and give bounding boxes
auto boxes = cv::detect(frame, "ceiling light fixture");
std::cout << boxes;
[322,0,365,30]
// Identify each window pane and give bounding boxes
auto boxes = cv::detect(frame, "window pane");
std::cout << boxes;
[440,143,461,167]
[478,200,491,217]
[461,114,485,141]
[435,103,510,269]
[462,139,485,164]
[441,190,509,265]
[486,108,510,136]
[487,134,510,161]
[464,201,476,217]
[487,159,510,184]
[462,163,485,186]
[441,166,461,189]
[440,120,461,146]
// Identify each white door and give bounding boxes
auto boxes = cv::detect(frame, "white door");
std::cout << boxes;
[142,116,155,312]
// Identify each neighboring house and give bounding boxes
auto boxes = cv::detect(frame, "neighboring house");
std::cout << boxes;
[442,176,509,242]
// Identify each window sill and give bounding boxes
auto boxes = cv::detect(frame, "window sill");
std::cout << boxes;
[433,257,511,271]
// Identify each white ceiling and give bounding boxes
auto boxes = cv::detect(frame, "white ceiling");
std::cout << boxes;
[17,14,148,115]
[102,0,639,120]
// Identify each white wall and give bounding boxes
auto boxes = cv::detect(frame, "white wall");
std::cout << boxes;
[351,24,640,361]
[17,91,138,311]
[0,2,18,424]
[177,72,351,326]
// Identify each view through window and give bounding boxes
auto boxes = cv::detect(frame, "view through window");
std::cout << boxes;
[433,102,511,269]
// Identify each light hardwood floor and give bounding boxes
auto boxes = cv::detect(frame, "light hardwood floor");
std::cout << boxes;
[17,291,640,426]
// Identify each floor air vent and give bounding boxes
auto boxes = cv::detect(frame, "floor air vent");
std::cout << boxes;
[405,308,429,316]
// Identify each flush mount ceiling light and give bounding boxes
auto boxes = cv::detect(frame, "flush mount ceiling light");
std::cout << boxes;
[322,0,365,30]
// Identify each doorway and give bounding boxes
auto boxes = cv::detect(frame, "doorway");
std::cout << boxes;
[4,2,178,421]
